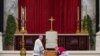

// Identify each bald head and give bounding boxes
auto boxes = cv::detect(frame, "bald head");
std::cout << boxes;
[39,35,43,40]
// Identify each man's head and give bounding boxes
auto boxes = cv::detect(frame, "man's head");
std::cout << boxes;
[39,35,43,40]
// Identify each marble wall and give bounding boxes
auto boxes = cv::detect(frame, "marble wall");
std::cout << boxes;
[81,0,96,19]
[81,0,96,32]
[4,0,18,32]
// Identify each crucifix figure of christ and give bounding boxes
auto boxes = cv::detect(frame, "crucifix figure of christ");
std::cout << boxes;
[49,16,55,31]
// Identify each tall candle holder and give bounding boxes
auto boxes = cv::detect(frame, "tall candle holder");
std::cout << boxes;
[76,7,80,33]
[24,7,27,33]
[20,7,27,34]
[20,7,26,56]
[20,31,26,56]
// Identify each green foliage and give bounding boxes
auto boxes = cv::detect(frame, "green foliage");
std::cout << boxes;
[4,15,16,46]
[83,15,95,49]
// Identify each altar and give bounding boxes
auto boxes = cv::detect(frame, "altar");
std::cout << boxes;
[14,34,89,50]
[0,33,100,56]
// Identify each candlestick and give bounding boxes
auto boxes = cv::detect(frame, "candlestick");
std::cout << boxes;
[25,7,26,21]
[20,32,26,56]
[20,7,26,56]
[77,7,79,21]
[20,6,27,34]
[21,7,24,28]
[24,7,27,33]
[76,7,80,33]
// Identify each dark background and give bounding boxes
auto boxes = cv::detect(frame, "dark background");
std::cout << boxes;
[96,0,99,32]
[0,0,3,32]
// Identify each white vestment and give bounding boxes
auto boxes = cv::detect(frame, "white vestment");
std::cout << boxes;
[59,51,69,56]
[33,39,44,56]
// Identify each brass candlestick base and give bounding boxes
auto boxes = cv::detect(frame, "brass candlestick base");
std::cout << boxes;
[20,27,27,34]
[16,28,20,34]
[84,23,88,34]
[80,29,84,33]
[20,30,27,34]
[20,31,26,56]
[84,29,88,34]
[20,47,26,56]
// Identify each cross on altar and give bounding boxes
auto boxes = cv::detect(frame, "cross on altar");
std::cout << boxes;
[49,16,55,31]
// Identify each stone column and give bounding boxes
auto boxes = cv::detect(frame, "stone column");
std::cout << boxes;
[81,0,96,33]
[4,0,18,32]
[0,32,3,51]
[96,32,100,51]
[81,0,96,50]
[96,0,100,51]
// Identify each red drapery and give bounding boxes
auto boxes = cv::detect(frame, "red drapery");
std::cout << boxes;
[18,0,80,34]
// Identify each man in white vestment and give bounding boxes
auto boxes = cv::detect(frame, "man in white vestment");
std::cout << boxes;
[33,35,44,56]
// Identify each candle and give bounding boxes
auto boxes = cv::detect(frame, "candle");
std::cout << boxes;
[21,7,24,27]
[76,6,80,33]
[21,7,24,19]
[77,6,79,21]
[21,6,22,20]
[22,7,24,15]
[25,7,26,21]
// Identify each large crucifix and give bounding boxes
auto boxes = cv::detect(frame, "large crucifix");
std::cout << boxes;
[49,16,55,31]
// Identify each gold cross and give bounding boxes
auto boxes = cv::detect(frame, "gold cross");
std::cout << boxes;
[49,16,55,31]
